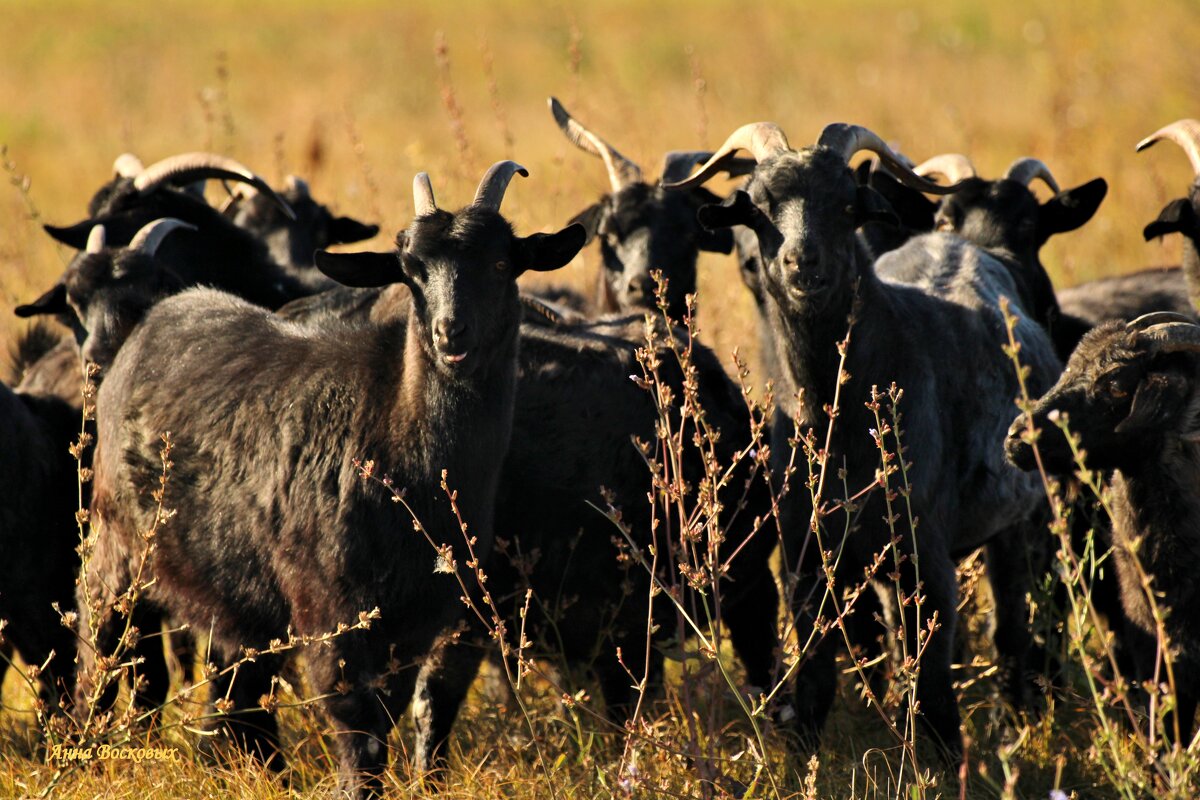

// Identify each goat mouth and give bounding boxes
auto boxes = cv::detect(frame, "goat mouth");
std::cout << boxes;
[442,351,469,364]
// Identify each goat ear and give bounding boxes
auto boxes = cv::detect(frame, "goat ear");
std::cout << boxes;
[1038,178,1107,242]
[1115,371,1190,435]
[43,221,94,249]
[854,185,899,228]
[697,190,758,231]
[513,223,587,274]
[696,227,734,254]
[326,216,380,245]
[567,203,604,246]
[15,283,69,318]
[313,250,404,288]
[1143,198,1195,241]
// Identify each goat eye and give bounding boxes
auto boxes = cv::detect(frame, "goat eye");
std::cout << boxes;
[495,260,508,272]
[844,204,855,217]
[1106,379,1129,398]
[935,218,955,232]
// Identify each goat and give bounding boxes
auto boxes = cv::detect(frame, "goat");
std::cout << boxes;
[0,379,78,707]
[18,152,313,317]
[1056,120,1200,334]
[80,162,584,797]
[666,122,1061,760]
[550,97,745,319]
[907,153,1107,359]
[277,287,779,769]
[1006,312,1200,741]
[220,173,379,289]
[3,220,200,716]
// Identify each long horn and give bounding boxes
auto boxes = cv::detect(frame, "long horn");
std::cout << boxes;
[1004,158,1061,194]
[1127,311,1197,332]
[413,173,437,217]
[549,97,642,192]
[1135,320,1200,355]
[662,122,790,190]
[818,123,961,195]
[133,153,296,221]
[86,225,106,255]
[1137,119,1200,176]
[112,153,144,178]
[128,218,198,258]
[914,153,978,186]
[473,161,529,211]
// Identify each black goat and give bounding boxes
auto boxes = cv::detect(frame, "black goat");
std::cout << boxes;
[905,153,1107,359]
[278,287,779,769]
[18,152,312,317]
[0,378,78,707]
[80,162,584,797]
[667,122,1061,760]
[551,98,744,319]
[220,173,379,288]
[1056,120,1200,334]
[1006,312,1200,741]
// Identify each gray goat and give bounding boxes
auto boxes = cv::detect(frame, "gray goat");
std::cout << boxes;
[667,122,1061,760]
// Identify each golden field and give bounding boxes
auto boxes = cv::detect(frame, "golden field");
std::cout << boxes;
[2,1,1200,797]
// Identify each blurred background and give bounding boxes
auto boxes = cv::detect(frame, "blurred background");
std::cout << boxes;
[2,0,1198,370]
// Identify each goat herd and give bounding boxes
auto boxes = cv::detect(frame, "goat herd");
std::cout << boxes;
[3,99,1200,795]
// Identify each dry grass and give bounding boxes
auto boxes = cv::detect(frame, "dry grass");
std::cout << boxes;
[3,1,1200,797]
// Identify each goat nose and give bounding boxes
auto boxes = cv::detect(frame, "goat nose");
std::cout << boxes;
[433,317,465,341]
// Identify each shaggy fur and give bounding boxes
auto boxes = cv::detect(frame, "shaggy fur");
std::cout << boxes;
[694,141,1061,759]
[81,199,584,797]
[1007,319,1200,740]
[278,285,780,769]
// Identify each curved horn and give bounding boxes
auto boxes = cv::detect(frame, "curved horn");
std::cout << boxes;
[413,173,437,217]
[818,123,961,196]
[1137,119,1200,176]
[112,153,144,178]
[662,122,790,190]
[128,218,198,258]
[1127,311,1198,332]
[914,153,978,186]
[473,161,529,212]
[549,97,642,191]
[1004,158,1061,194]
[1135,320,1200,355]
[86,225,106,255]
[133,153,296,221]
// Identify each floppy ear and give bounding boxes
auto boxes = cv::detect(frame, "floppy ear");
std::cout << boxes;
[854,185,899,228]
[697,190,759,231]
[313,250,404,288]
[15,283,69,318]
[513,223,587,274]
[1143,197,1195,241]
[326,216,380,245]
[1115,371,1190,434]
[1038,178,1107,242]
